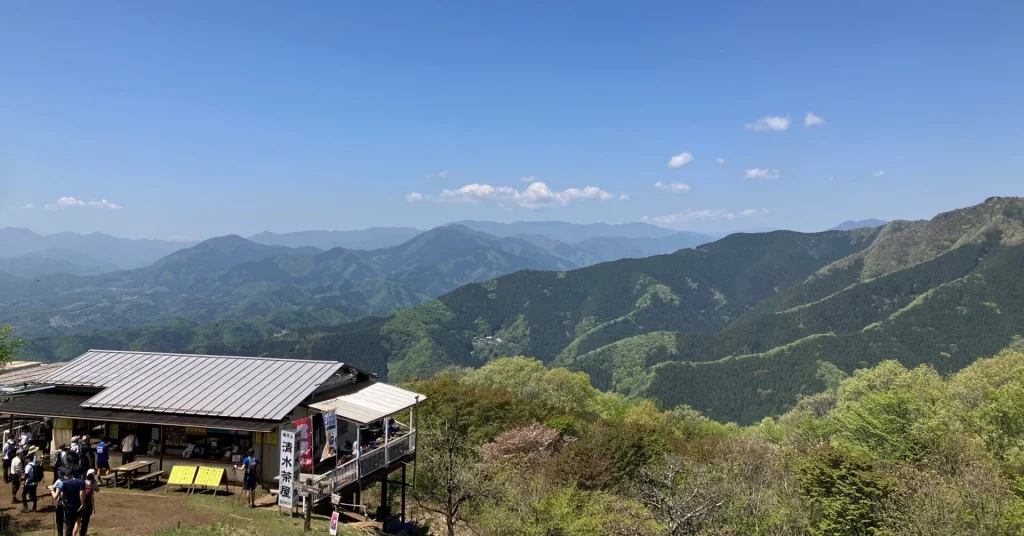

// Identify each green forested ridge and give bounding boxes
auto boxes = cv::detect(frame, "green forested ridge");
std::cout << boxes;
[406,350,1024,535]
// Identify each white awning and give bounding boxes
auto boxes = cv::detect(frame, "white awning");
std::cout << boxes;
[310,382,426,425]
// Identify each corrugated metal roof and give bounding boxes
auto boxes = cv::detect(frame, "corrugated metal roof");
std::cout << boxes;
[0,392,281,432]
[41,350,344,421]
[0,362,67,387]
[310,382,426,425]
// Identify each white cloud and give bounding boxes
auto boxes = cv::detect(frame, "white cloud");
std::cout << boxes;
[426,170,449,179]
[805,112,825,127]
[88,199,122,210]
[744,115,791,131]
[619,193,630,201]
[44,196,122,210]
[716,157,725,165]
[654,181,691,193]
[22,204,34,209]
[643,207,769,227]
[872,169,886,177]
[667,152,694,168]
[744,168,781,180]
[407,181,618,209]
[520,176,537,183]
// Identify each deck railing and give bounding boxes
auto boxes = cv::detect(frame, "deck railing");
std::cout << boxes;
[312,429,418,495]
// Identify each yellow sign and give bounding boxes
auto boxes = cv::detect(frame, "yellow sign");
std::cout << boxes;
[167,466,198,486]
[193,467,226,488]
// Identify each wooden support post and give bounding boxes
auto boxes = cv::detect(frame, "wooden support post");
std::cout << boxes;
[379,472,390,522]
[401,463,407,524]
[8,413,13,444]
[303,478,313,532]
[159,425,164,471]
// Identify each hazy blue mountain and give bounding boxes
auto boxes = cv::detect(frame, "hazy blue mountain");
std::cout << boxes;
[248,227,422,250]
[829,219,888,231]
[0,227,195,269]
[572,232,714,262]
[0,249,120,277]
[454,220,677,242]
[0,225,587,337]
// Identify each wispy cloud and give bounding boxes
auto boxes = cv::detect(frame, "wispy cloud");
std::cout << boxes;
[426,170,449,180]
[744,168,781,180]
[805,112,825,127]
[22,204,34,209]
[716,157,725,165]
[643,207,769,227]
[744,115,791,131]
[88,199,122,210]
[872,169,886,177]
[406,182,619,209]
[667,152,694,168]
[519,176,537,183]
[43,196,122,210]
[654,181,691,193]
[619,193,630,201]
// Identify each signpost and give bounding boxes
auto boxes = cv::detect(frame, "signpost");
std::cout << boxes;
[278,430,300,509]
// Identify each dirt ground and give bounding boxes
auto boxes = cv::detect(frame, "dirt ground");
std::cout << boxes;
[0,471,267,536]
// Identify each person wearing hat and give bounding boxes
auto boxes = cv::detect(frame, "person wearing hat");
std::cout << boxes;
[9,449,24,501]
[21,453,42,512]
[2,438,14,484]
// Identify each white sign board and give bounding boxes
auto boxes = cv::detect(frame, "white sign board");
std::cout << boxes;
[329,511,340,535]
[278,429,300,508]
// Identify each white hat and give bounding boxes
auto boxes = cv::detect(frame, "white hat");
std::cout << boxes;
[86,469,96,476]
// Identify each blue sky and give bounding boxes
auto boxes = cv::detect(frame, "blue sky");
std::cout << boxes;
[1,1,1022,240]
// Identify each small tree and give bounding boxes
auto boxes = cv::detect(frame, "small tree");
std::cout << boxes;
[413,420,494,536]
[0,325,22,372]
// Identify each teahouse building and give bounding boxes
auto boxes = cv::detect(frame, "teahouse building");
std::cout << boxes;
[0,350,425,517]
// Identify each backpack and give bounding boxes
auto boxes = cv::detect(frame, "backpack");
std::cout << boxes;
[65,449,81,476]
[51,450,65,470]
[3,444,15,461]
[25,462,41,485]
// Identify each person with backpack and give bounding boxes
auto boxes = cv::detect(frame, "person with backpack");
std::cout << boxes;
[49,470,69,536]
[2,438,15,484]
[9,449,23,501]
[65,442,82,479]
[52,444,69,483]
[74,469,97,536]
[234,448,260,508]
[21,454,42,512]
[53,471,84,536]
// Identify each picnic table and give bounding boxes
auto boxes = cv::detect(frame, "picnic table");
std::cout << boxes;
[111,460,157,488]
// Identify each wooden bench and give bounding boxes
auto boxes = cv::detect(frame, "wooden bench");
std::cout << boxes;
[98,474,116,487]
[130,471,165,488]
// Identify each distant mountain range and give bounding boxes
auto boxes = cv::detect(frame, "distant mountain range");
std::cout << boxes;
[2,222,717,339]
[248,228,423,250]
[453,220,682,242]
[829,219,888,231]
[0,227,196,273]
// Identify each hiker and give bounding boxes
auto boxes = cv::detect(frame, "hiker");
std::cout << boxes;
[234,448,260,508]
[73,469,97,536]
[49,470,69,536]
[53,470,85,536]
[2,438,15,483]
[22,454,42,512]
[388,418,401,437]
[94,438,110,479]
[10,449,23,501]
[52,444,69,483]
[120,432,138,465]
[65,442,83,479]
[79,435,93,473]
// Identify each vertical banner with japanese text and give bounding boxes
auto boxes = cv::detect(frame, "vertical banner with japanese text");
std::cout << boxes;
[278,429,300,508]
[320,411,338,462]
[295,417,313,472]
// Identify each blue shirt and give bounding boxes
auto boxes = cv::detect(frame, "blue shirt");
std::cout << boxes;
[242,456,259,477]
[58,478,85,510]
[95,442,108,464]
